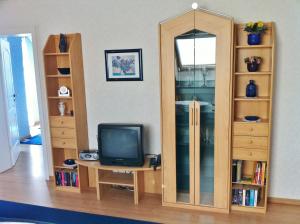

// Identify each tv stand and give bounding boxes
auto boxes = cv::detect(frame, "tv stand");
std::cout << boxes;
[76,158,161,204]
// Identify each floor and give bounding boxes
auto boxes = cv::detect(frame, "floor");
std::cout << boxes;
[0,146,299,224]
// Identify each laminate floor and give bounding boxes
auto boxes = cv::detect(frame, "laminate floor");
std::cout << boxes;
[0,146,299,224]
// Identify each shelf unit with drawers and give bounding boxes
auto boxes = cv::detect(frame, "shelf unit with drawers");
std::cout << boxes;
[43,33,89,192]
[231,23,275,213]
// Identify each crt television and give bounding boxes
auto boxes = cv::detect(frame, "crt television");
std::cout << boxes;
[97,123,144,166]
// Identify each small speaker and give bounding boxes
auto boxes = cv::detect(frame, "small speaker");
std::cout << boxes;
[79,150,99,161]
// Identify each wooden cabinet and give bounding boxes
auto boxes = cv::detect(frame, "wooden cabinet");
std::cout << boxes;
[160,10,233,212]
[43,33,89,192]
[231,23,275,213]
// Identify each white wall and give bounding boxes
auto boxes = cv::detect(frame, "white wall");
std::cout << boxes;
[0,0,299,200]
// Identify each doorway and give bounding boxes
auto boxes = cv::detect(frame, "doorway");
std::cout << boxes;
[0,31,49,179]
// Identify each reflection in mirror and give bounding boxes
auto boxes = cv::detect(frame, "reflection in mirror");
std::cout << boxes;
[174,29,216,205]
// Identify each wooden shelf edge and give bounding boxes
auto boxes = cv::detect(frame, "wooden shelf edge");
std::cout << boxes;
[234,97,270,101]
[46,75,71,78]
[235,45,272,49]
[233,118,269,123]
[48,96,73,99]
[232,182,265,187]
[55,186,80,193]
[234,72,271,75]
[44,52,70,56]
[231,205,266,213]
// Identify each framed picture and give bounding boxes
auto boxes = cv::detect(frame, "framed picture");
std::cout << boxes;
[105,49,143,81]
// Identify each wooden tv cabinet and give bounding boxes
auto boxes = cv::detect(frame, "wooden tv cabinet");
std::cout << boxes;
[76,158,161,204]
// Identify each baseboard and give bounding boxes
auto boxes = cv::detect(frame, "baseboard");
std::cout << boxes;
[268,197,300,206]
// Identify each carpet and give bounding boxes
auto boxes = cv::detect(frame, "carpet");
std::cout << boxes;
[20,135,42,145]
[0,200,156,224]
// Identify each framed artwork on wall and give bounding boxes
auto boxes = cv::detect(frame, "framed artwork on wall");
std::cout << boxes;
[105,49,143,81]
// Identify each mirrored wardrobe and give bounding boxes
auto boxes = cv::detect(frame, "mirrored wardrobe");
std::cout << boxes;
[161,10,233,212]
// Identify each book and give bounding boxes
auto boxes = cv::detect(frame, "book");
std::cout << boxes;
[261,162,266,185]
[250,189,255,206]
[238,189,243,205]
[245,189,250,206]
[237,160,243,182]
[232,160,237,182]
[254,189,258,207]
[242,189,246,206]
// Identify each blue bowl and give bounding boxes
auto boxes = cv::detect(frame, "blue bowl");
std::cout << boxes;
[57,67,70,75]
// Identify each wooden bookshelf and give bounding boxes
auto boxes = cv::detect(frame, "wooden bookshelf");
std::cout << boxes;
[231,23,275,213]
[43,33,89,192]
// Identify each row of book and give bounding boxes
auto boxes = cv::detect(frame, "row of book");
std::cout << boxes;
[232,188,261,207]
[55,170,79,187]
[232,160,267,185]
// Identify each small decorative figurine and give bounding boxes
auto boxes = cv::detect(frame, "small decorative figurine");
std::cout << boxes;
[58,101,66,116]
[246,80,257,97]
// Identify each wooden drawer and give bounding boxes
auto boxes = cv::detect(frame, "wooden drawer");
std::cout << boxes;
[51,128,76,139]
[233,148,268,161]
[233,136,268,149]
[233,122,269,137]
[52,138,77,149]
[50,116,75,128]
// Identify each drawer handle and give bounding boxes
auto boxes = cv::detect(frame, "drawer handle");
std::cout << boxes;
[60,121,64,125]
[249,152,253,156]
[250,128,254,131]
[62,141,66,145]
[61,131,65,135]
[249,140,253,144]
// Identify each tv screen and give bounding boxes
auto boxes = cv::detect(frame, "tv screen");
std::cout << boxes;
[98,124,144,166]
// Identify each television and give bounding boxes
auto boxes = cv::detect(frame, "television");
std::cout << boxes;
[97,123,144,166]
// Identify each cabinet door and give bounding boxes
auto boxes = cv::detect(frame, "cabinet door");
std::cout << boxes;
[194,12,233,209]
[161,11,195,204]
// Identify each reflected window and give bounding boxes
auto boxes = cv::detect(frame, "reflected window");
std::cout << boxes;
[176,32,216,67]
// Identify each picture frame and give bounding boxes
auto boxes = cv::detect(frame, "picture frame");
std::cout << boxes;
[105,49,143,81]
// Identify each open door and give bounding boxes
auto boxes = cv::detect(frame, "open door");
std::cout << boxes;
[0,38,20,167]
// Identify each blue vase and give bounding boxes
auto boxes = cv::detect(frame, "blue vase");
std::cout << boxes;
[247,62,259,72]
[59,34,68,52]
[248,33,261,45]
[246,80,257,97]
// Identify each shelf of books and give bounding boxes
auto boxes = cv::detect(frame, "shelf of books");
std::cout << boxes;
[231,22,275,213]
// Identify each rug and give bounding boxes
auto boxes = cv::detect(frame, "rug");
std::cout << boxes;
[0,200,156,224]
[20,135,42,145]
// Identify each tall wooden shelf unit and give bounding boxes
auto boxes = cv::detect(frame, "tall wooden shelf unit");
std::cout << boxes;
[43,33,89,192]
[231,23,275,213]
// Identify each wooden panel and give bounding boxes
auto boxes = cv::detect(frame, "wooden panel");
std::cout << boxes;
[49,116,75,128]
[235,75,271,97]
[233,148,268,161]
[160,10,194,204]
[188,102,195,204]
[235,48,272,73]
[233,136,268,149]
[144,170,162,194]
[194,102,200,205]
[52,138,77,149]
[195,11,233,209]
[51,127,76,138]
[233,122,269,136]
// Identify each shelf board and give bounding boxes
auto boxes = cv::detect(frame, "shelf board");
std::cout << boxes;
[47,75,71,78]
[48,96,72,99]
[231,205,265,213]
[234,97,270,101]
[44,52,69,56]
[235,45,272,49]
[232,182,265,187]
[234,72,271,75]
[234,118,269,124]
[99,173,134,187]
[54,165,78,170]
[55,186,80,193]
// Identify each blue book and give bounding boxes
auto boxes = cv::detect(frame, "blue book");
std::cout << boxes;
[250,189,255,206]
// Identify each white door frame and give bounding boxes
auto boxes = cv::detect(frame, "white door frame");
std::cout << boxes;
[0,26,51,180]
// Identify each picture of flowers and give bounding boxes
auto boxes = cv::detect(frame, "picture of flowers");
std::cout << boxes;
[105,49,143,81]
